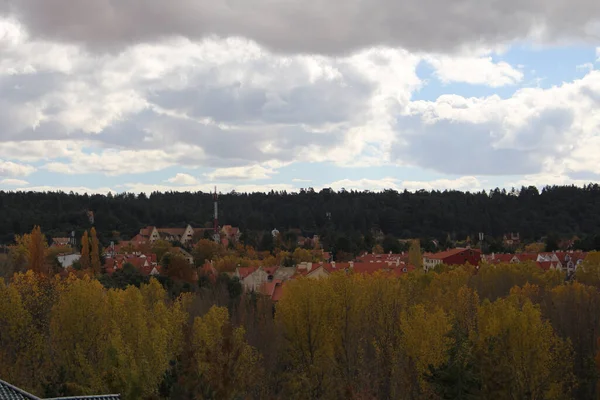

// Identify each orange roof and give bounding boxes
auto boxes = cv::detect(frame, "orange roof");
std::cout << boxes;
[537,261,558,271]
[427,248,480,260]
[158,227,186,235]
[514,253,538,262]
[237,266,258,279]
[140,226,156,236]
[272,283,285,302]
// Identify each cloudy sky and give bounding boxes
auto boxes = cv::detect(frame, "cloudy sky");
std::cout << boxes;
[1,1,600,194]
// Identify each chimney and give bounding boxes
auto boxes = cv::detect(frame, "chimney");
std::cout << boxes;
[491,252,495,260]
[331,261,336,269]
[396,259,400,267]
[349,261,354,269]
[307,262,313,272]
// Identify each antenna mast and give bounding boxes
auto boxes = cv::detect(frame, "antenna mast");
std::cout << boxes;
[213,186,220,243]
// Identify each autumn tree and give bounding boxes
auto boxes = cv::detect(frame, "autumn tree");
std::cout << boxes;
[90,227,101,274]
[372,244,384,254]
[409,239,423,270]
[80,231,90,270]
[191,306,261,399]
[151,239,172,261]
[475,298,575,399]
[192,239,222,266]
[27,226,48,274]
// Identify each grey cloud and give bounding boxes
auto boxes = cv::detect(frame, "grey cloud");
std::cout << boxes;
[150,63,374,125]
[392,115,544,175]
[4,0,600,55]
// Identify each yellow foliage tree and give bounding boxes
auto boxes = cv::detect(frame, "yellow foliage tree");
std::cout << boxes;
[409,239,423,269]
[28,226,48,274]
[151,239,172,261]
[276,277,334,397]
[80,231,90,270]
[0,277,47,392]
[372,244,384,254]
[292,247,313,264]
[192,305,261,399]
[90,227,101,274]
[400,304,453,389]
[193,239,222,266]
[475,298,575,399]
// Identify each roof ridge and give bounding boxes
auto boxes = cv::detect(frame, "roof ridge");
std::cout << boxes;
[0,379,41,399]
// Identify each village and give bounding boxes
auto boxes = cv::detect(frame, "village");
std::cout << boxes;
[46,223,590,304]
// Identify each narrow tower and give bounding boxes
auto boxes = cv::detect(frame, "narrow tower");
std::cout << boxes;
[213,186,220,243]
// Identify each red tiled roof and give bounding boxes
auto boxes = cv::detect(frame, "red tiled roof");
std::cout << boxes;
[237,266,258,279]
[272,283,285,302]
[158,227,186,235]
[140,226,155,237]
[537,261,558,271]
[427,248,480,260]
[514,253,538,262]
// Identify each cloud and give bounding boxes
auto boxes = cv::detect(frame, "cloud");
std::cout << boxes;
[10,185,115,195]
[204,165,278,181]
[424,53,523,87]
[292,178,312,183]
[0,160,35,176]
[167,173,199,185]
[394,70,600,177]
[3,0,600,55]
[324,178,400,192]
[0,178,29,186]
[401,176,483,191]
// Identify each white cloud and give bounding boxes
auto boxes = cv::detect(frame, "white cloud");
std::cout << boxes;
[204,165,278,181]
[577,62,594,71]
[166,173,199,185]
[3,13,600,192]
[401,176,483,191]
[0,160,36,176]
[596,47,600,62]
[424,53,523,87]
[504,173,599,189]
[397,69,600,177]
[10,185,115,195]
[0,178,29,186]
[324,178,400,192]
[292,178,312,183]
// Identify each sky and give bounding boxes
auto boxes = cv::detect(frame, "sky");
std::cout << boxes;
[1,1,600,194]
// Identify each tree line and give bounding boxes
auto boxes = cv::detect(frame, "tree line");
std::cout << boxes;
[1,184,600,249]
[4,255,600,398]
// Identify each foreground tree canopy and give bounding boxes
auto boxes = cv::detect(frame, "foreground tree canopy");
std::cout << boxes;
[4,256,600,399]
[1,184,600,245]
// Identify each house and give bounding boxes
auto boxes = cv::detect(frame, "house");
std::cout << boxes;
[103,253,159,276]
[0,379,120,399]
[236,266,273,292]
[221,225,242,244]
[423,248,482,271]
[502,232,521,247]
[57,253,81,269]
[260,279,287,302]
[483,253,517,264]
[138,225,195,245]
[51,237,72,248]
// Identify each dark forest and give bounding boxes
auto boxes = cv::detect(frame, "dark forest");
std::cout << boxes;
[1,184,599,247]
